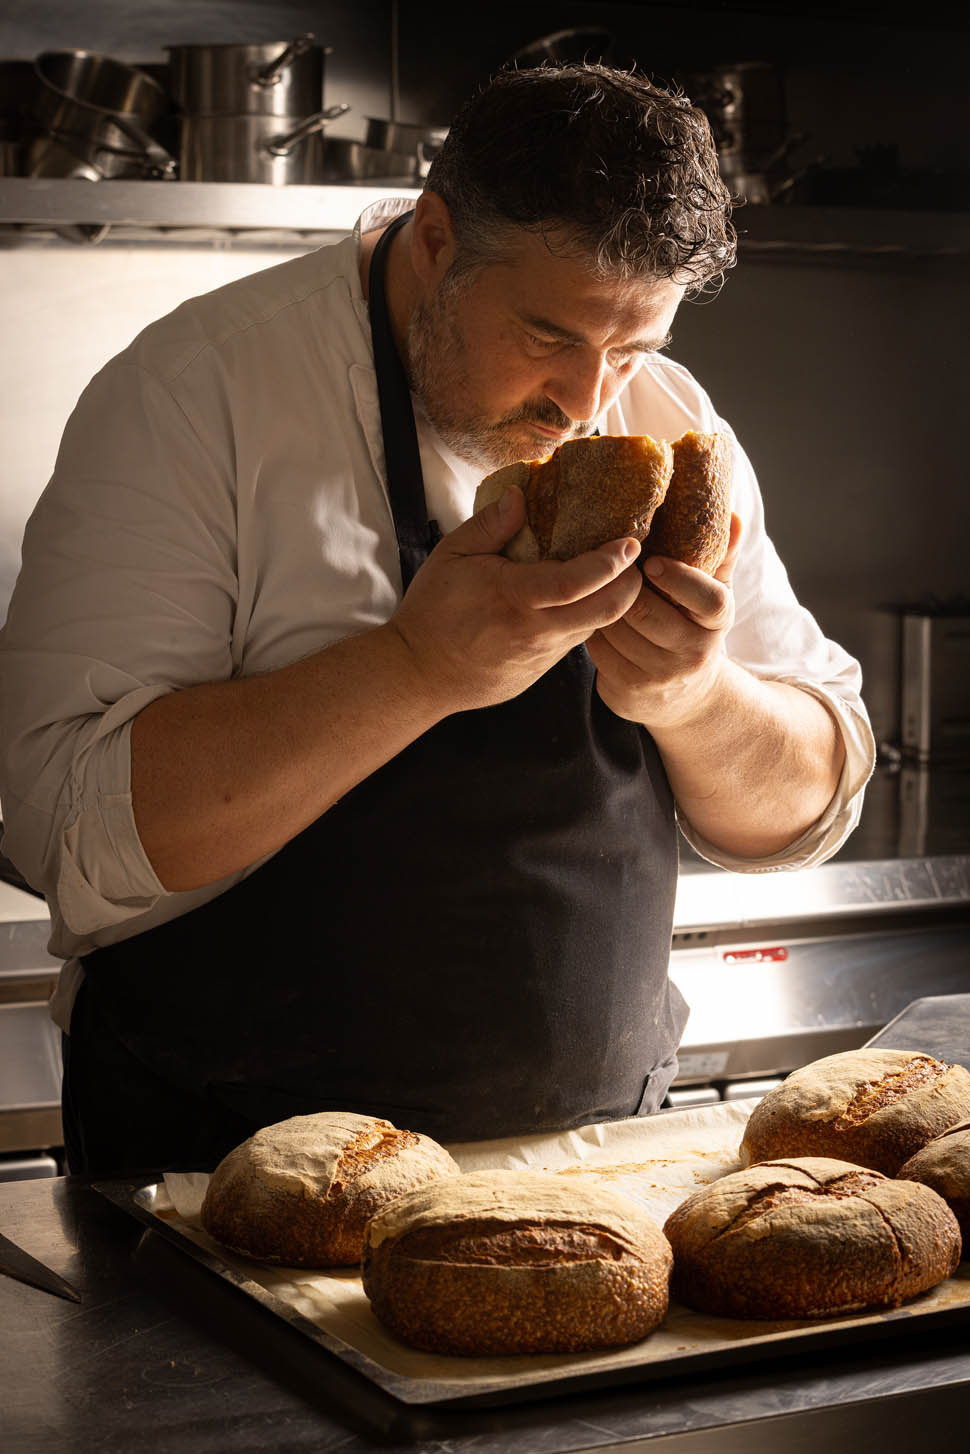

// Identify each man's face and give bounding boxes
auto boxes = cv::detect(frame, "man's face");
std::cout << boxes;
[406,228,684,471]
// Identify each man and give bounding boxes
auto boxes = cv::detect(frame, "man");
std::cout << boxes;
[0,65,874,1175]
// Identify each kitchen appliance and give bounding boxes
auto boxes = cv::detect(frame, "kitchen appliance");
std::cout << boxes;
[177,103,350,185]
[901,610,970,763]
[666,760,970,1108]
[0,879,63,1177]
[165,35,329,119]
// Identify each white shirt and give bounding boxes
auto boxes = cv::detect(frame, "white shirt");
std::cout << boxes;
[0,199,875,1031]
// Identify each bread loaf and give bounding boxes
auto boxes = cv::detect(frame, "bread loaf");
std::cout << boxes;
[362,1168,672,1355]
[200,1111,459,1267]
[647,430,733,573]
[663,1156,961,1319]
[897,1118,970,1247]
[473,430,731,572]
[739,1049,970,1176]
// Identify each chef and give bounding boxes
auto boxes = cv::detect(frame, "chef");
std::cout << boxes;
[0,63,874,1175]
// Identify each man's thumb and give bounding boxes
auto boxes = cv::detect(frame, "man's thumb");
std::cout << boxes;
[452,483,526,556]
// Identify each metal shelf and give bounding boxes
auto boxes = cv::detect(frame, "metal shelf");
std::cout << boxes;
[0,176,422,242]
[0,179,966,257]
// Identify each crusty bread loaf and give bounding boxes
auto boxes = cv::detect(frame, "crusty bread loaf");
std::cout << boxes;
[200,1111,460,1267]
[473,430,732,571]
[474,434,672,561]
[663,1156,961,1319]
[739,1049,970,1176]
[647,430,732,573]
[898,1118,970,1247]
[362,1168,672,1355]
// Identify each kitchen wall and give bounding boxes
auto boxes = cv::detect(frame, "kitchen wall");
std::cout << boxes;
[2,1,967,746]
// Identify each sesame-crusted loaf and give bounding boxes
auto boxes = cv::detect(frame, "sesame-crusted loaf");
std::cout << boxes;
[739,1049,970,1176]
[361,1168,672,1356]
[200,1111,459,1267]
[473,434,673,562]
[898,1118,970,1248]
[663,1157,961,1320]
[646,430,733,574]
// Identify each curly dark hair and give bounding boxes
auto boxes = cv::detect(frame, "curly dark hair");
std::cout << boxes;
[424,63,736,297]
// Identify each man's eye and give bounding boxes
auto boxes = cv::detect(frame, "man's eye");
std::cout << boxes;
[526,333,559,350]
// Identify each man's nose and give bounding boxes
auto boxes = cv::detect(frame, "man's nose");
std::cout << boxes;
[543,350,610,425]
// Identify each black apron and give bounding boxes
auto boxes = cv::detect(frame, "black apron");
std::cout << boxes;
[76,213,686,1165]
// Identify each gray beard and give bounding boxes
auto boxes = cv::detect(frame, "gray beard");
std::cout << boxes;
[405,290,594,471]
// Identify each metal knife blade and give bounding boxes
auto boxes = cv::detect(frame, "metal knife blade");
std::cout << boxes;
[0,1229,82,1302]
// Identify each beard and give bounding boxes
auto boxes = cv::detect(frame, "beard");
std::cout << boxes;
[405,283,595,470]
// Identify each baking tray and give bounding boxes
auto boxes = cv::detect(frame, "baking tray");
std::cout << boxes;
[94,1094,970,1409]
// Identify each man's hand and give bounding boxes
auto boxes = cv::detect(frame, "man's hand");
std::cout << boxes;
[389,486,645,714]
[587,514,743,730]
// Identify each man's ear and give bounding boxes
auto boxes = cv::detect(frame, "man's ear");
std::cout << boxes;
[410,191,457,286]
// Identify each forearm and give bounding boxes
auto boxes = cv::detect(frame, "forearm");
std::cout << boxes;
[130,623,444,892]
[651,659,846,860]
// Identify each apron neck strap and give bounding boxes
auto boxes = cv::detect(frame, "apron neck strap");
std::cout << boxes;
[368,210,441,592]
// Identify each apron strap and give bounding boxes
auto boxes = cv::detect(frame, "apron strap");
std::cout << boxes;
[368,210,441,592]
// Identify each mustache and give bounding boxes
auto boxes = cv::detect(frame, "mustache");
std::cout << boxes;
[501,402,597,436]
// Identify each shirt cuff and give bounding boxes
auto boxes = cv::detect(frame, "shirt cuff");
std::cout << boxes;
[677,678,877,874]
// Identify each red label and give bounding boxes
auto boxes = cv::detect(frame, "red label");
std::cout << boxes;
[722,946,789,964]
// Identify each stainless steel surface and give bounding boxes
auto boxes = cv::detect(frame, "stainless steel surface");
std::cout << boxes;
[902,612,970,762]
[178,105,351,184]
[30,50,169,159]
[320,137,417,184]
[670,921,970,1088]
[0,1003,62,1153]
[0,1226,80,1301]
[0,176,421,234]
[166,35,329,118]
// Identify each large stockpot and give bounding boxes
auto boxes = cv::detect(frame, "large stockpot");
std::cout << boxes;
[166,35,328,117]
[178,104,349,184]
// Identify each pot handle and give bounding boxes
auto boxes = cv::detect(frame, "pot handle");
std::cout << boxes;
[265,102,350,157]
[256,32,326,89]
[106,113,177,178]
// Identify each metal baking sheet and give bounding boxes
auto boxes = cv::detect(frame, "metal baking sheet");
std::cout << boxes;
[94,1094,970,1409]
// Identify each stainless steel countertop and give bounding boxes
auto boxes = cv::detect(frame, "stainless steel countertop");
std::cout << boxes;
[2,998,969,1452]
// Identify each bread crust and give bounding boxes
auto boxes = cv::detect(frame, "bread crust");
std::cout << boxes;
[898,1118,970,1247]
[647,430,733,573]
[739,1049,970,1176]
[362,1168,672,1355]
[474,435,673,562]
[200,1111,460,1267]
[663,1156,961,1319]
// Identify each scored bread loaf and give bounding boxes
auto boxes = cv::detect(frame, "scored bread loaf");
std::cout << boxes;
[897,1118,970,1247]
[200,1110,459,1267]
[362,1167,673,1355]
[739,1049,970,1176]
[663,1156,961,1320]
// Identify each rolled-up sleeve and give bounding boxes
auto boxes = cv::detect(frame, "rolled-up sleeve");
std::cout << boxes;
[0,356,238,940]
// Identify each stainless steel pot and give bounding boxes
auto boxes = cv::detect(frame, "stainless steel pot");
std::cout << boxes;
[30,50,174,176]
[166,34,329,117]
[178,104,349,184]
[319,137,417,184]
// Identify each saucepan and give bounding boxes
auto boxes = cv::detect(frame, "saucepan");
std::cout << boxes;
[178,103,350,184]
[165,34,330,118]
[362,117,448,178]
[29,50,175,178]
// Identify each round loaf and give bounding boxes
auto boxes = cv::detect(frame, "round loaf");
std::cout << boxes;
[362,1168,672,1355]
[898,1118,970,1248]
[200,1111,460,1267]
[739,1049,970,1175]
[663,1156,961,1319]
